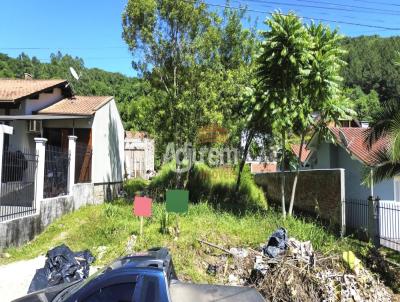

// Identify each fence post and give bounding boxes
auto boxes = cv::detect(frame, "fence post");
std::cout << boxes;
[68,135,77,194]
[368,196,381,247]
[34,137,47,204]
[340,168,346,237]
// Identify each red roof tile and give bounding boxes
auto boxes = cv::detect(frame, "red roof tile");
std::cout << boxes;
[329,127,390,166]
[0,79,67,102]
[291,144,311,163]
[250,163,277,173]
[38,95,113,116]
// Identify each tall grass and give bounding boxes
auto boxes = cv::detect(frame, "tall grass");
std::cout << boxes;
[148,162,267,212]
[1,201,359,283]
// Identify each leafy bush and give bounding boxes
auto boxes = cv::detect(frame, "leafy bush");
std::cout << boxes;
[124,178,149,197]
[149,162,267,212]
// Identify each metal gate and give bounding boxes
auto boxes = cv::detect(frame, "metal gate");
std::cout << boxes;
[0,145,38,221]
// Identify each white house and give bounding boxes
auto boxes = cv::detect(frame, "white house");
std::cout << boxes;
[306,127,396,201]
[0,78,125,201]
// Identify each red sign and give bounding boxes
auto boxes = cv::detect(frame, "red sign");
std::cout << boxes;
[133,196,152,217]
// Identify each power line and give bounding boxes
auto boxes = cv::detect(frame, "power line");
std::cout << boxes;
[349,0,400,8]
[292,0,400,12]
[190,0,400,31]
[245,0,400,16]
[0,46,127,50]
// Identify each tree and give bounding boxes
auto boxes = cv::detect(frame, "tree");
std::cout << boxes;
[257,12,312,217]
[122,1,258,164]
[365,53,400,183]
[344,86,381,121]
[256,13,347,217]
[288,22,347,216]
[366,100,400,183]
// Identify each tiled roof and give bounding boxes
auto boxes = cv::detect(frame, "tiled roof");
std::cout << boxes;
[291,144,311,163]
[330,127,390,166]
[125,131,150,140]
[38,95,113,116]
[0,79,67,102]
[250,162,277,173]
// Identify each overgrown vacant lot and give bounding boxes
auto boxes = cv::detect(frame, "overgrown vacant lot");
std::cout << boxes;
[0,200,361,283]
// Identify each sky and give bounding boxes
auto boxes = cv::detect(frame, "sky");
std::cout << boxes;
[0,0,399,77]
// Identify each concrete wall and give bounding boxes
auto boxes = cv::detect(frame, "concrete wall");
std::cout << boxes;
[0,183,99,249]
[92,99,124,184]
[254,169,345,230]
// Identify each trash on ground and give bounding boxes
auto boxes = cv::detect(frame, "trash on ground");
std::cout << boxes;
[199,228,393,302]
[28,244,95,294]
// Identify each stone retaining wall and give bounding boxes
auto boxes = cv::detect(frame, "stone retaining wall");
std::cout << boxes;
[254,169,345,232]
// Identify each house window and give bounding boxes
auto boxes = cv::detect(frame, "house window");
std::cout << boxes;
[394,177,400,202]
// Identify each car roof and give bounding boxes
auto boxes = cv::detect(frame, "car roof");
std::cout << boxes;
[108,247,172,273]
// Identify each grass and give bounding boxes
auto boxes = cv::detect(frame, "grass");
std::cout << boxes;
[0,200,361,283]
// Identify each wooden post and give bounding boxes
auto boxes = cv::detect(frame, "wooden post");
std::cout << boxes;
[140,216,144,236]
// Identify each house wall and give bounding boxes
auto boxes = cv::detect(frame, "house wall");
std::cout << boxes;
[91,99,124,185]
[23,88,63,114]
[313,141,395,201]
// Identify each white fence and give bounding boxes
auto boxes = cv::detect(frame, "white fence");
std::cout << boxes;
[379,200,400,251]
[345,198,400,252]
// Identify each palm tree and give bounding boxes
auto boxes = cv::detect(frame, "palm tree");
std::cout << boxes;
[366,53,400,183]
[366,100,400,183]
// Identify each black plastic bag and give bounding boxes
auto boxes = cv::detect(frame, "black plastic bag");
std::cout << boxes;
[262,227,288,258]
[28,244,95,293]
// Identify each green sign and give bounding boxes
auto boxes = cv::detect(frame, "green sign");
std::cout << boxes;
[166,190,189,213]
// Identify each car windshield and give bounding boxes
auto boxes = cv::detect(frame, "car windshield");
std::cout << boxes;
[54,267,107,302]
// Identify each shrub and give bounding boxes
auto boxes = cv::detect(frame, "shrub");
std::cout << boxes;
[150,162,267,212]
[124,178,149,197]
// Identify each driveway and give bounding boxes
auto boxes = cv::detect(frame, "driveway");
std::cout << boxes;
[0,256,100,301]
[0,256,46,301]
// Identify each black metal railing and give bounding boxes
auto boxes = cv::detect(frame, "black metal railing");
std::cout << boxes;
[75,142,92,183]
[345,199,369,236]
[44,145,69,198]
[0,145,38,221]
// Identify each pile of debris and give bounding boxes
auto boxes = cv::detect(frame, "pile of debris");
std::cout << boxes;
[199,228,393,302]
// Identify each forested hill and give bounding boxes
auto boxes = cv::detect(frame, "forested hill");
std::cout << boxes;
[0,51,150,130]
[341,35,400,103]
[0,35,399,132]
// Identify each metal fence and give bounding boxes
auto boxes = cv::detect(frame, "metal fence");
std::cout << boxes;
[345,199,369,240]
[345,198,400,252]
[44,145,69,198]
[0,145,38,221]
[378,200,400,252]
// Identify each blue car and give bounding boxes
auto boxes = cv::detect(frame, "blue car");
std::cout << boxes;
[14,247,265,302]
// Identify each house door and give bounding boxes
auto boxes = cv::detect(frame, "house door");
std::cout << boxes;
[75,129,92,183]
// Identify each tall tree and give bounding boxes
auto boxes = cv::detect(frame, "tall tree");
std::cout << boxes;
[257,12,312,218]
[256,13,348,217]
[288,23,347,215]
[122,1,258,162]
